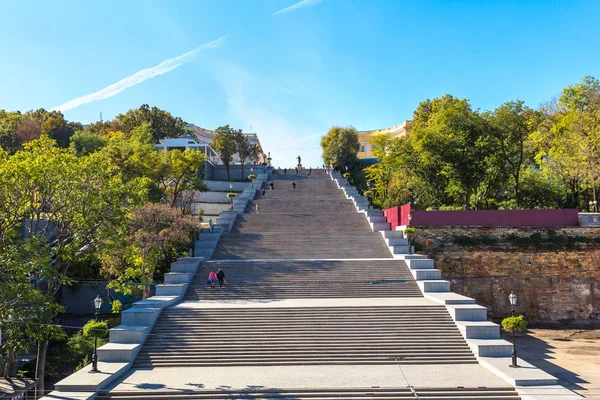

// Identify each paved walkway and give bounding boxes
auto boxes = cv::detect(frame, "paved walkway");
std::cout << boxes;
[109,364,509,392]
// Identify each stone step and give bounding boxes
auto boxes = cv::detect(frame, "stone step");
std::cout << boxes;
[411,269,442,280]
[131,296,179,309]
[108,325,150,344]
[164,272,192,284]
[425,292,477,305]
[120,307,160,326]
[417,280,451,293]
[447,304,489,322]
[97,343,142,363]
[455,321,501,339]
[405,259,435,269]
[467,339,513,357]
[155,283,187,296]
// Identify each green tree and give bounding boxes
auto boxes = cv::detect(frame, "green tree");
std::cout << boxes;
[321,126,360,174]
[411,95,490,209]
[156,148,207,211]
[211,125,239,181]
[102,203,202,299]
[115,104,189,143]
[486,101,538,207]
[0,238,63,378]
[0,110,22,153]
[532,76,600,209]
[0,136,135,393]
[235,131,252,180]
[69,130,107,156]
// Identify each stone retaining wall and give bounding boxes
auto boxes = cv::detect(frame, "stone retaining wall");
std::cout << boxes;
[415,227,600,322]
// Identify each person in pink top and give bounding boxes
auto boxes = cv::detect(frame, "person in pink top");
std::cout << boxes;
[208,270,217,289]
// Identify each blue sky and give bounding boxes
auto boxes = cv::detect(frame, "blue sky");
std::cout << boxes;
[1,0,599,167]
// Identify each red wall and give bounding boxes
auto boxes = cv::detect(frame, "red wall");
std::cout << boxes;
[384,206,400,230]
[383,205,579,228]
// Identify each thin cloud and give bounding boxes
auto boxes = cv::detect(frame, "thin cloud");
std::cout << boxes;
[274,0,329,15]
[50,35,229,112]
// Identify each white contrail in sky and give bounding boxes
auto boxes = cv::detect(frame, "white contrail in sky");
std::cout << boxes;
[274,0,329,15]
[50,35,229,112]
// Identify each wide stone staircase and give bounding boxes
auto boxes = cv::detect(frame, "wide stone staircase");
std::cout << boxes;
[211,173,392,260]
[133,305,475,368]
[183,260,422,299]
[99,169,522,400]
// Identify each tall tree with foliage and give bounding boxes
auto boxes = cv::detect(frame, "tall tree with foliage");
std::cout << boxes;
[321,126,360,173]
[235,131,252,180]
[486,100,538,207]
[0,136,136,393]
[102,203,202,299]
[69,130,107,156]
[532,76,600,208]
[0,237,63,378]
[411,95,490,209]
[115,104,189,143]
[211,125,239,181]
[156,149,207,211]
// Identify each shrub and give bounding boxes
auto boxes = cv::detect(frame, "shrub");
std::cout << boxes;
[226,192,237,199]
[501,315,528,333]
[82,320,108,339]
[111,299,122,313]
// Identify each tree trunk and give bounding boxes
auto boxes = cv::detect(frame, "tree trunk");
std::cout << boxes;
[464,191,471,210]
[514,175,520,208]
[3,350,17,377]
[225,162,230,181]
[240,162,245,181]
[36,338,49,395]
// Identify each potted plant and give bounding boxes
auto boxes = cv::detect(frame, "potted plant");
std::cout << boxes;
[226,192,237,210]
[343,172,351,186]
[404,227,417,254]
[248,174,257,188]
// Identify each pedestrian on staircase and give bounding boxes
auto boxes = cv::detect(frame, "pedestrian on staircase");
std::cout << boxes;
[255,203,260,214]
[292,181,297,189]
[208,270,217,289]
[284,168,287,175]
[270,182,274,190]
[295,167,299,175]
[261,188,266,197]
[217,269,226,288]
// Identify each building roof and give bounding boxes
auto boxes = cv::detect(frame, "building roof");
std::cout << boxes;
[358,120,412,136]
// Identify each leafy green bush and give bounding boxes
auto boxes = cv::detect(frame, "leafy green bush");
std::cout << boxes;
[82,320,108,339]
[247,174,256,181]
[501,315,528,333]
[226,192,237,199]
[111,299,122,313]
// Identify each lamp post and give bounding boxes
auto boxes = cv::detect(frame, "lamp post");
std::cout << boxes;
[91,295,103,373]
[589,200,598,213]
[508,291,519,368]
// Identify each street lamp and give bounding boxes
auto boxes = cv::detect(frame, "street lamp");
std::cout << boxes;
[589,200,598,212]
[91,295,103,373]
[508,291,519,368]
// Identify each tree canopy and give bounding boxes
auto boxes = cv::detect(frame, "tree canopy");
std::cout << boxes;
[353,76,600,212]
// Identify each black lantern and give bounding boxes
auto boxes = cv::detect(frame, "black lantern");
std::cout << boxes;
[508,291,519,368]
[91,295,102,373]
